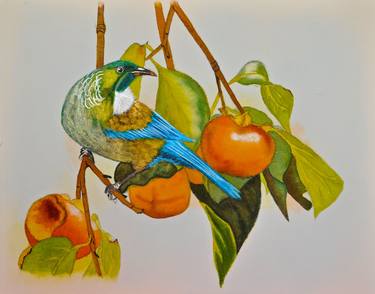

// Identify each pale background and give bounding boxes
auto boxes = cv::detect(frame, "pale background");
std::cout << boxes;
[1,0,374,293]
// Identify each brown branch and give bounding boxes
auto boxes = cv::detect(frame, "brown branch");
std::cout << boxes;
[96,2,106,68]
[79,159,102,276]
[146,44,163,60]
[84,159,143,214]
[171,2,244,114]
[154,2,175,69]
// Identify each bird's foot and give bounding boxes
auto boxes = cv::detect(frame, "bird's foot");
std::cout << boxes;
[104,182,124,203]
[79,147,95,163]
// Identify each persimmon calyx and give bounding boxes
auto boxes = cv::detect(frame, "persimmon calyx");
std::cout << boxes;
[233,112,252,127]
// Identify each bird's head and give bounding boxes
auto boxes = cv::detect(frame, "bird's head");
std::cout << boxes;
[101,60,156,93]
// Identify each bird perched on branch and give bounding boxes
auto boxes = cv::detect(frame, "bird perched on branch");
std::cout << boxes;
[61,60,240,199]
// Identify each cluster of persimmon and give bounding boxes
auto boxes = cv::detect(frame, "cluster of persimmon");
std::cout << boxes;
[130,113,275,218]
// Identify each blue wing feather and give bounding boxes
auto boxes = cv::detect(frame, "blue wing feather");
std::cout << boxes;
[104,111,193,142]
[150,140,241,200]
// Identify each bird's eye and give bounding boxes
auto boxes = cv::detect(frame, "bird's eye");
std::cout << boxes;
[116,66,125,73]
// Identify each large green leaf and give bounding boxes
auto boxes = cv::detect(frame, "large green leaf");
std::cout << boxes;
[154,63,210,148]
[263,169,289,220]
[230,61,269,85]
[204,173,249,203]
[201,203,237,287]
[84,215,121,279]
[268,131,292,182]
[114,162,177,193]
[283,156,312,210]
[120,43,147,99]
[190,176,261,286]
[261,131,292,220]
[20,237,77,276]
[276,129,344,217]
[261,84,294,131]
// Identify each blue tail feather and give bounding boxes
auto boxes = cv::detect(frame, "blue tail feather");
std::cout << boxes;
[150,140,241,200]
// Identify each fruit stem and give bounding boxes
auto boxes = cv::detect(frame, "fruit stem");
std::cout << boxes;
[215,76,227,114]
[171,1,245,114]
[154,2,175,69]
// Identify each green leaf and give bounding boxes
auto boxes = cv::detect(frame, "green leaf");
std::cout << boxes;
[154,63,210,149]
[84,215,121,279]
[230,61,269,85]
[120,43,147,99]
[283,156,312,211]
[261,84,294,131]
[114,162,178,193]
[262,132,292,220]
[201,203,237,287]
[204,173,249,203]
[263,169,289,220]
[243,106,273,126]
[20,237,77,276]
[276,129,344,217]
[190,176,261,286]
[268,131,292,182]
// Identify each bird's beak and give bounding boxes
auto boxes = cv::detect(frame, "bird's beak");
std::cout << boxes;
[132,67,157,77]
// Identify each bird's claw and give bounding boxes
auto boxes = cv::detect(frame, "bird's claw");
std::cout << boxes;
[79,147,95,163]
[105,182,121,202]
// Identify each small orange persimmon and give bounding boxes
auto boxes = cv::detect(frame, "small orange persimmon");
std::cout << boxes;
[25,194,100,259]
[201,115,275,177]
[128,169,191,218]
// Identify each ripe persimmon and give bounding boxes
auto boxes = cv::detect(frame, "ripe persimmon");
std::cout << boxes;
[128,169,191,218]
[201,115,275,177]
[185,147,204,185]
[25,194,100,259]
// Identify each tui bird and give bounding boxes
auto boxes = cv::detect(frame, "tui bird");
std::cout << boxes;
[61,60,240,200]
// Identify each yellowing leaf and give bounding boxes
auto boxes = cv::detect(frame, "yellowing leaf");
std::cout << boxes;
[154,63,210,149]
[120,43,147,99]
[230,61,269,85]
[276,130,344,217]
[261,84,294,131]
[201,203,237,287]
[20,237,77,276]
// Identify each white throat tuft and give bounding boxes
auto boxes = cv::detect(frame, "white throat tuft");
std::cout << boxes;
[113,87,135,115]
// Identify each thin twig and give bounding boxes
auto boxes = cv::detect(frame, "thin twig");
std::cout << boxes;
[84,159,143,214]
[75,2,105,277]
[154,2,175,69]
[171,2,244,114]
[163,5,175,47]
[96,2,106,68]
[146,44,163,60]
[79,160,102,276]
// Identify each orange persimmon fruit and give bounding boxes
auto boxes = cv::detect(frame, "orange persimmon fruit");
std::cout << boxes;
[128,169,191,218]
[25,194,101,259]
[200,115,275,177]
[185,146,204,185]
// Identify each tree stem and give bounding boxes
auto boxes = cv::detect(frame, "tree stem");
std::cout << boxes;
[171,2,244,114]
